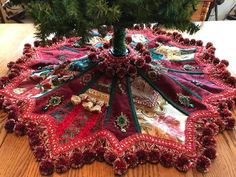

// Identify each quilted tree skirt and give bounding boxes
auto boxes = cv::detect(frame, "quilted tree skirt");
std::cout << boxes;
[1,27,235,176]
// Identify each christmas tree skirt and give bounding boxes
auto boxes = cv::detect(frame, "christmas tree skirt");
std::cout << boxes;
[1,28,235,176]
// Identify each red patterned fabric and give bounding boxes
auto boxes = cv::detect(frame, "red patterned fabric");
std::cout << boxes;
[1,28,235,176]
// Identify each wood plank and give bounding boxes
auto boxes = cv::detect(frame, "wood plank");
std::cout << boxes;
[0,132,235,177]
[0,24,35,149]
[0,112,7,147]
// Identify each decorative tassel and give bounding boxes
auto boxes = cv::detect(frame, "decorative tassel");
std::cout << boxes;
[83,150,96,164]
[125,152,138,168]
[201,136,216,147]
[202,147,217,160]
[70,150,84,169]
[104,151,117,165]
[175,155,192,172]
[224,117,235,130]
[136,149,148,164]
[55,157,70,174]
[147,150,160,164]
[160,152,174,168]
[113,158,128,176]
[96,146,106,162]
[4,119,16,133]
[39,159,54,176]
[34,146,46,161]
[196,156,211,173]
[14,122,26,136]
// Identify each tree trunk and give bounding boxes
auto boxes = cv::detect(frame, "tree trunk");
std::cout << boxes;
[112,26,127,56]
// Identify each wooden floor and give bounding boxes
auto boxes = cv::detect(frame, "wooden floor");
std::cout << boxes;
[0,23,235,177]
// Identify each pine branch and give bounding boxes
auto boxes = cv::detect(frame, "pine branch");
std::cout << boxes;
[10,0,200,41]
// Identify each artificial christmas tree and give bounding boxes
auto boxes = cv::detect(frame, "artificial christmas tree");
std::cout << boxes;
[10,0,200,55]
[0,0,235,176]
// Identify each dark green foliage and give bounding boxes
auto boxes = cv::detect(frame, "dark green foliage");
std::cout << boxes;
[11,0,200,42]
